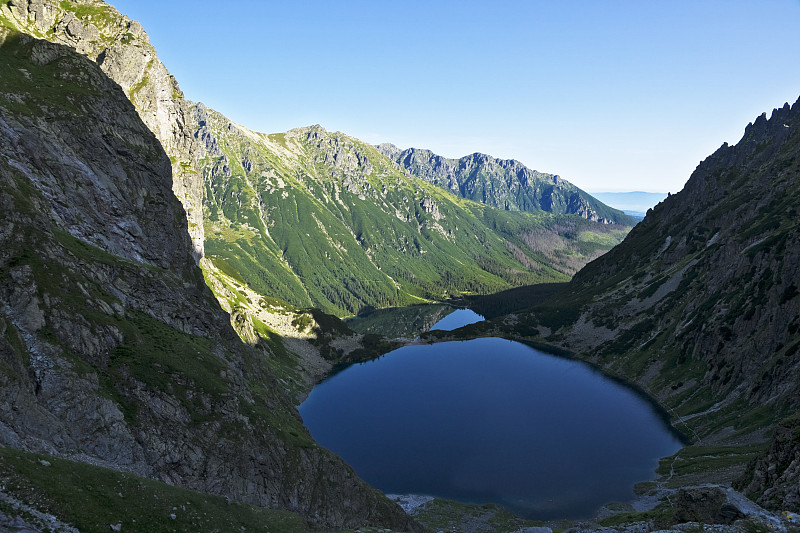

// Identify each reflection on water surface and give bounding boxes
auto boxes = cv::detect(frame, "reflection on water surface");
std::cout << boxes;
[300,337,683,520]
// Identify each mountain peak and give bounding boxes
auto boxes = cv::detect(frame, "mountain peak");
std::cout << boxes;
[378,144,636,224]
[1,0,206,259]
[375,141,400,158]
[288,123,328,136]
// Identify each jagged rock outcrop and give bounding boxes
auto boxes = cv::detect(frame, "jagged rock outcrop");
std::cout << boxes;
[303,125,376,184]
[0,32,419,531]
[377,144,636,225]
[672,486,746,525]
[736,416,800,510]
[1,0,205,259]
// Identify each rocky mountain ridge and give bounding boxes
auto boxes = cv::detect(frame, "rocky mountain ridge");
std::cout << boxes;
[0,29,418,531]
[477,98,800,515]
[0,0,634,320]
[377,143,636,225]
[1,0,205,259]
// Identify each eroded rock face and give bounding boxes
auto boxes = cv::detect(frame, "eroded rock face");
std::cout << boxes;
[377,144,635,225]
[0,33,418,532]
[1,0,204,260]
[0,33,192,272]
[673,486,745,525]
[737,417,800,510]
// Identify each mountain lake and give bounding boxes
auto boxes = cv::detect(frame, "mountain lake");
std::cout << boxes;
[299,310,683,520]
[428,308,485,331]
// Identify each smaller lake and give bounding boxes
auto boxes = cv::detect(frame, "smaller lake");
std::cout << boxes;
[299,338,683,520]
[429,308,484,331]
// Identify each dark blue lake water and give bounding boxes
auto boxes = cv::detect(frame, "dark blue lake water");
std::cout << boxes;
[429,308,485,331]
[299,337,683,520]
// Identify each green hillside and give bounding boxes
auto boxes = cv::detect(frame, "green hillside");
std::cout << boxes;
[195,105,631,316]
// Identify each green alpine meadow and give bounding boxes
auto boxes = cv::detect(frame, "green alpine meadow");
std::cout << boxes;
[195,103,630,317]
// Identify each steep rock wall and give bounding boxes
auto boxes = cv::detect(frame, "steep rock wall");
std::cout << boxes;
[378,143,636,225]
[1,0,205,259]
[0,32,418,531]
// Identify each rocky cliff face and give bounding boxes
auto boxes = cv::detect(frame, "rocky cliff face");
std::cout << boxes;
[736,414,800,510]
[377,144,636,225]
[492,98,800,510]
[1,0,205,259]
[0,31,418,531]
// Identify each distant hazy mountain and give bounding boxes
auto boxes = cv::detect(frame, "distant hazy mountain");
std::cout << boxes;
[377,144,637,226]
[590,191,669,218]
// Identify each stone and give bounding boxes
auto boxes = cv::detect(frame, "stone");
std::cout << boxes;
[737,417,800,510]
[673,486,745,525]
[377,145,631,225]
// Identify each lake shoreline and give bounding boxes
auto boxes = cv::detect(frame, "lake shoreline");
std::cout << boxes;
[300,333,683,521]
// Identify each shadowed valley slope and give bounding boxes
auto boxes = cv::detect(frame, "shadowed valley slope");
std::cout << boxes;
[0,29,419,531]
[477,98,800,513]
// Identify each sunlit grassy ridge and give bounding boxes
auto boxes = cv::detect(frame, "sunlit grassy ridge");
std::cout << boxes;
[197,107,630,316]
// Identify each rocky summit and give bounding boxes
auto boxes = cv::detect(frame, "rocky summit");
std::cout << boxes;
[377,143,636,225]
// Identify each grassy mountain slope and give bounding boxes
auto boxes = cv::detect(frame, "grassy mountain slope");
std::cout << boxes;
[0,31,418,531]
[0,446,308,533]
[196,104,631,316]
[377,143,637,225]
[476,98,800,510]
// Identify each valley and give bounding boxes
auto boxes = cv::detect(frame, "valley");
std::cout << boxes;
[0,1,798,532]
[194,104,631,317]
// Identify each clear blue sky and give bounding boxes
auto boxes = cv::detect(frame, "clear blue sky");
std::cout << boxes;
[112,0,800,193]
